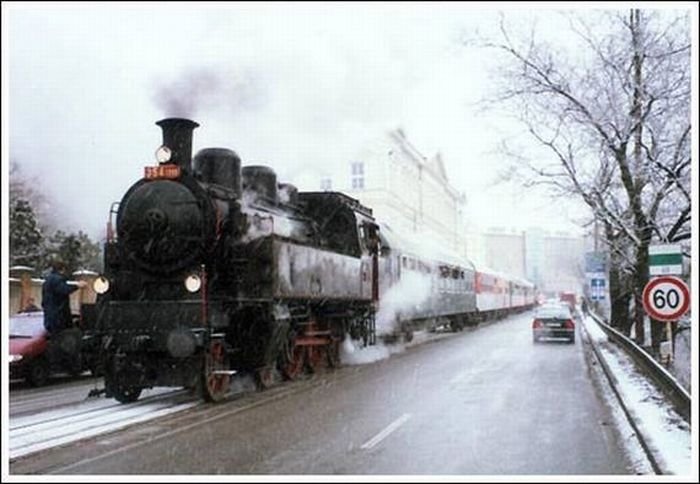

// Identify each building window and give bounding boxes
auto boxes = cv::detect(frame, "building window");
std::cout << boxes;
[351,161,364,190]
[320,177,332,191]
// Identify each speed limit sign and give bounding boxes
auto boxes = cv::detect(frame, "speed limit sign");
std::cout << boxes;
[642,276,690,321]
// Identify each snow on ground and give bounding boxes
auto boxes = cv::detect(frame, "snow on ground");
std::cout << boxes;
[9,387,198,460]
[582,313,609,343]
[580,314,693,476]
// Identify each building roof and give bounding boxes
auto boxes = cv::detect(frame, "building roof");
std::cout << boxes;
[387,129,462,202]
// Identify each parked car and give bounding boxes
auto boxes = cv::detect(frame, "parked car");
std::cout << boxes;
[532,304,576,344]
[9,310,92,386]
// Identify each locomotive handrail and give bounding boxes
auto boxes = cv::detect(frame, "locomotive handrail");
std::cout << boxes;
[588,311,691,423]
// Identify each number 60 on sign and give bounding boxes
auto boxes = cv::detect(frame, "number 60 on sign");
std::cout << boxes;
[642,276,690,322]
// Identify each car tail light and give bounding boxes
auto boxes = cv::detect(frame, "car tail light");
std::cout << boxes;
[532,319,542,329]
[564,319,575,329]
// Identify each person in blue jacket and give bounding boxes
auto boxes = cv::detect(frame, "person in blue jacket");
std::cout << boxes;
[42,259,87,336]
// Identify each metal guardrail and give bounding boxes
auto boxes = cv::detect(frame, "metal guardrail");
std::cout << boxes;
[588,312,691,424]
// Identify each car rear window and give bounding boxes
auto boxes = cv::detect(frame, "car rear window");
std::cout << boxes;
[535,306,571,319]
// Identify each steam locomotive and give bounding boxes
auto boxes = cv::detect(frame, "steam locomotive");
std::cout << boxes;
[89,118,535,403]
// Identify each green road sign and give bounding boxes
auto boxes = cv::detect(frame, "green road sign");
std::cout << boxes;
[649,244,682,276]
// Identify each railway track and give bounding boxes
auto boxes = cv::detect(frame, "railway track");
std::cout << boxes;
[9,387,198,460]
[8,328,451,464]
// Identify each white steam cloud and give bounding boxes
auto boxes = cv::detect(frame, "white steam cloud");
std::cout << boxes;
[238,189,305,243]
[339,328,434,366]
[376,271,433,335]
[340,335,407,366]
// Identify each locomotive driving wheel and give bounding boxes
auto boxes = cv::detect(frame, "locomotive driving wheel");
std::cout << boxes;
[107,355,144,404]
[201,339,231,402]
[113,384,143,404]
[326,339,341,368]
[256,366,275,389]
[303,319,331,374]
[281,339,306,380]
[306,346,327,373]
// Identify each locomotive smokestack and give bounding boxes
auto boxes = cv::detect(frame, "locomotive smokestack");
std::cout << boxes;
[156,118,200,174]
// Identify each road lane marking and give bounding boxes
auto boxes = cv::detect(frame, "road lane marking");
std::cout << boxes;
[360,413,412,450]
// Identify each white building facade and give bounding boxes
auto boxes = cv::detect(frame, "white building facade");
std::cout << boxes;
[292,129,470,261]
[482,227,585,295]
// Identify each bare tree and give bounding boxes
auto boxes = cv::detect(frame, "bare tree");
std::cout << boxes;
[479,9,691,347]
[10,160,57,233]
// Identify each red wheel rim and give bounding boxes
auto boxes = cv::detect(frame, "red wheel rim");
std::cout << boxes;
[307,346,326,373]
[282,343,305,380]
[203,340,230,402]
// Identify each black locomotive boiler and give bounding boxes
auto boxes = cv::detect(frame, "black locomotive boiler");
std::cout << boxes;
[92,118,381,402]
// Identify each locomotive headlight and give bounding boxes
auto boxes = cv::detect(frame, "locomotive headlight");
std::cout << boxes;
[93,276,110,294]
[184,274,202,293]
[155,145,172,163]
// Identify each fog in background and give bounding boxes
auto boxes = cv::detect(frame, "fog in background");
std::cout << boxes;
[5,3,600,242]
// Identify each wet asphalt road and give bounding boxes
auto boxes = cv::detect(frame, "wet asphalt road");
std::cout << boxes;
[10,310,635,475]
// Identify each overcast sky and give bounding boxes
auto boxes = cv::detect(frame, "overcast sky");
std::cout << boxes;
[4,2,689,242]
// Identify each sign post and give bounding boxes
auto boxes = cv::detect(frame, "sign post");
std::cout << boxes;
[642,276,690,366]
[585,252,607,313]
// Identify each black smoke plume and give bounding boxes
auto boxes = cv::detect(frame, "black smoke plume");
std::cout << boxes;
[153,66,265,118]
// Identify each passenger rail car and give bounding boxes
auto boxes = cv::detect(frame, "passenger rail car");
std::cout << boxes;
[474,266,536,320]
